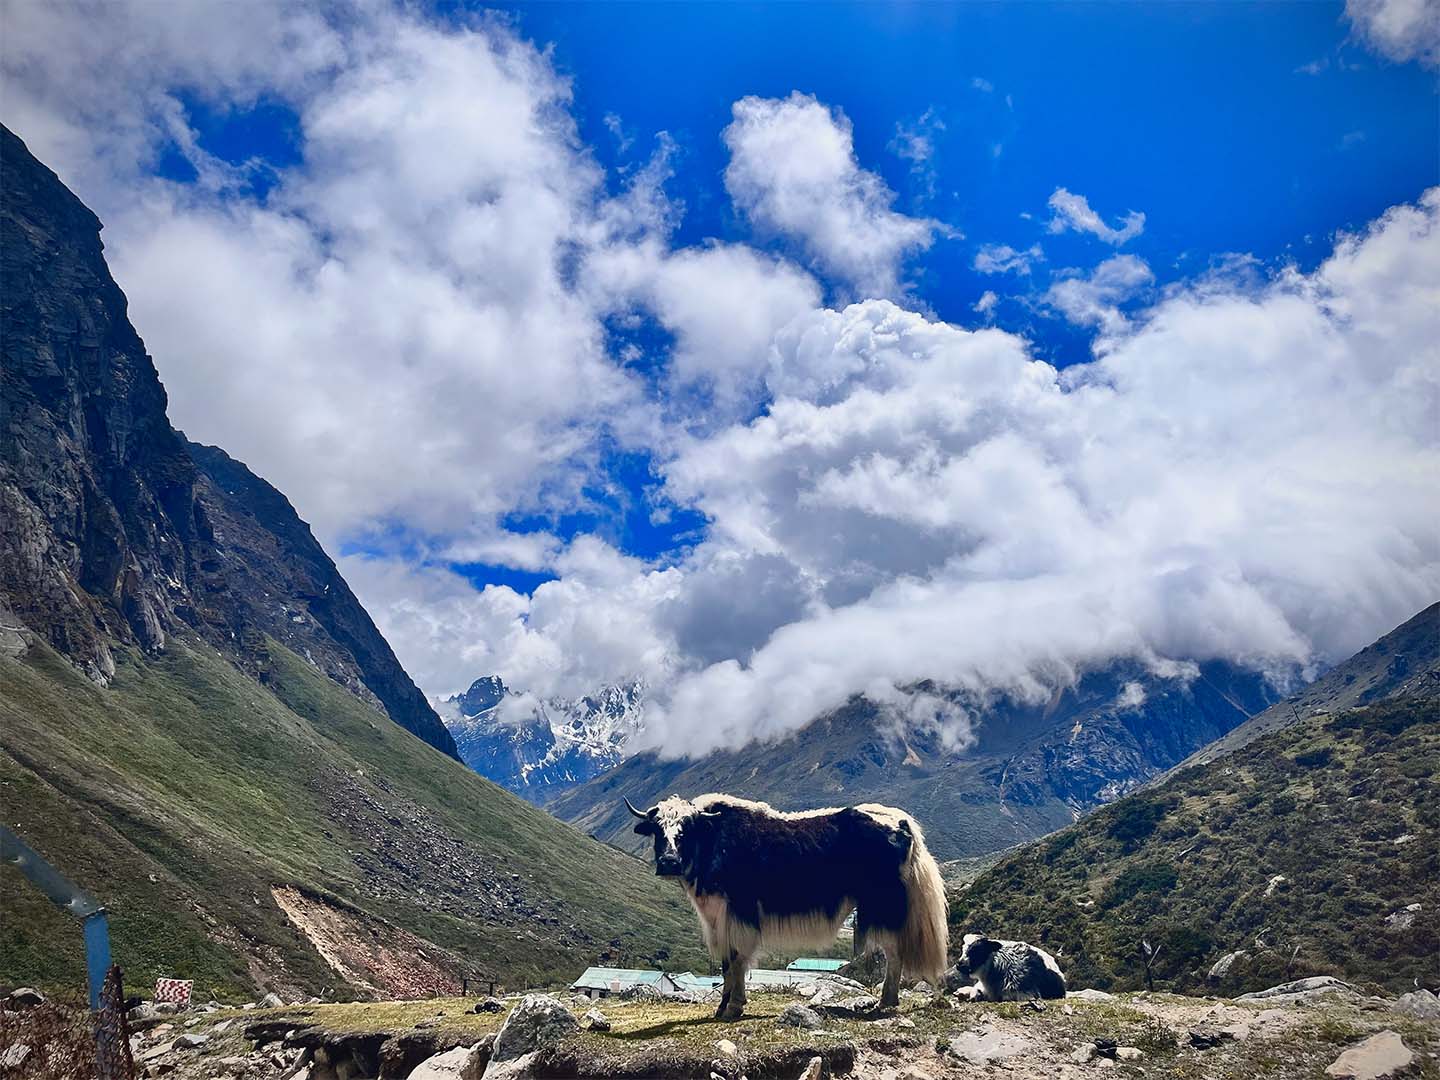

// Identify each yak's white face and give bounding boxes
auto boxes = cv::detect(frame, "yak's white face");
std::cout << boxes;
[631,795,701,877]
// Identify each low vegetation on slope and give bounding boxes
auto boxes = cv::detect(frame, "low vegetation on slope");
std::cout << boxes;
[0,635,707,998]
[950,696,1439,995]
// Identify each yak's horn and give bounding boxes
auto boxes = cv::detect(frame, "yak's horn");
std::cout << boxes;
[623,796,649,819]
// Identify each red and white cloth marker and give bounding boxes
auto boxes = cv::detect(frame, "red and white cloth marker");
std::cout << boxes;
[154,978,193,1006]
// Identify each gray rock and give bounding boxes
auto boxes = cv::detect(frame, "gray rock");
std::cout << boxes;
[1392,989,1440,1020]
[798,1056,823,1080]
[407,1044,486,1080]
[619,982,662,1002]
[1,1045,31,1070]
[5,988,44,1010]
[776,1004,822,1030]
[210,1019,235,1035]
[817,994,880,1017]
[1070,1043,1096,1064]
[1238,976,1357,1002]
[1068,988,1116,1002]
[492,994,577,1062]
[1325,1031,1414,1080]
[1384,903,1422,931]
[1116,1047,1144,1061]
[258,993,285,1009]
[173,1034,209,1050]
[580,1009,610,1032]
[945,1026,1033,1065]
[1207,950,1246,981]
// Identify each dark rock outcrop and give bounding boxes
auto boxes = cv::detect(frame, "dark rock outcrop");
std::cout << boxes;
[0,124,456,758]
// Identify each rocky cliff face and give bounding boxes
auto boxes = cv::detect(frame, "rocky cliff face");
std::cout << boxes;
[444,675,643,800]
[0,124,456,758]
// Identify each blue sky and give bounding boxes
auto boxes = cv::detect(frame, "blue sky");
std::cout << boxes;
[5,0,1437,747]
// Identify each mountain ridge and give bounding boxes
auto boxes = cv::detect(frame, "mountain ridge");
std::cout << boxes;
[0,122,455,759]
[544,659,1280,860]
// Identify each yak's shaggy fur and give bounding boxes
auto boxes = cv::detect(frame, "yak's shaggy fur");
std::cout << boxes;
[952,933,1067,1001]
[628,792,948,1019]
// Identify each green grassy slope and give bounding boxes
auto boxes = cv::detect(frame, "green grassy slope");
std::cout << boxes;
[949,696,1439,995]
[0,635,708,998]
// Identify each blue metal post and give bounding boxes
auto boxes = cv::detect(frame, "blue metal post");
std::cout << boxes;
[83,910,113,1011]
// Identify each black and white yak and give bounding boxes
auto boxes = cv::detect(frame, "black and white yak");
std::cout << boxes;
[625,793,948,1019]
[949,933,1067,1001]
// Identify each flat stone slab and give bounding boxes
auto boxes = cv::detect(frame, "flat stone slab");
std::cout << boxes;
[1325,1031,1414,1080]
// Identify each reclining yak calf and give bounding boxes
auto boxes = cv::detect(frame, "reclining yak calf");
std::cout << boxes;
[625,793,948,1020]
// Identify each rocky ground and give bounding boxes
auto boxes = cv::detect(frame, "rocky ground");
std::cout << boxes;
[8,978,1435,1080]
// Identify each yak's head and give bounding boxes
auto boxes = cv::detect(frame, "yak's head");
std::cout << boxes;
[956,933,1002,977]
[624,794,716,878]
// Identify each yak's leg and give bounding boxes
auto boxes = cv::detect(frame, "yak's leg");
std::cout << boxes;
[879,945,902,1009]
[715,951,735,1018]
[719,951,749,1020]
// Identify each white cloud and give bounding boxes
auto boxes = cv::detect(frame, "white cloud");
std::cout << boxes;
[1047,187,1146,245]
[1044,254,1155,334]
[1346,0,1440,67]
[973,242,1043,275]
[637,192,1438,753]
[973,290,999,316]
[584,239,821,414]
[7,2,1437,766]
[723,92,938,299]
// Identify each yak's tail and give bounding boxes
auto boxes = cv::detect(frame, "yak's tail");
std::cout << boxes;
[896,813,948,984]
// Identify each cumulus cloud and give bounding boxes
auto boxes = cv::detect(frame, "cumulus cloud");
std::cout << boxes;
[1346,0,1440,67]
[629,193,1438,753]
[974,242,1043,275]
[1044,254,1155,334]
[1048,187,1146,245]
[723,92,939,298]
[8,1,1437,765]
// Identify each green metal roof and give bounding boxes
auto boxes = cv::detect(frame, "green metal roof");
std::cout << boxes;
[786,958,848,972]
[570,967,672,991]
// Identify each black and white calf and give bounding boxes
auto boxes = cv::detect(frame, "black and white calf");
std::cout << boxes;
[625,793,948,1019]
[949,934,1067,1001]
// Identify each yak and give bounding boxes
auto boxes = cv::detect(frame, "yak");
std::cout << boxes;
[625,792,948,1019]
[950,933,1067,1001]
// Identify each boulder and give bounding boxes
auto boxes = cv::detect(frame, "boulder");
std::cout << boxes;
[406,1044,485,1080]
[715,1039,738,1056]
[173,1034,209,1050]
[580,1009,610,1032]
[817,994,880,1018]
[1,1045,32,1070]
[211,1019,235,1035]
[1070,1043,1096,1064]
[619,983,662,1002]
[1115,1047,1144,1061]
[1207,951,1246,982]
[798,1056,824,1080]
[1325,1032,1414,1080]
[945,1027,1033,1065]
[492,995,577,1062]
[259,993,285,1009]
[5,988,44,1010]
[469,997,504,1014]
[1068,988,1116,1002]
[1238,976,1357,1002]
[1392,989,1440,1020]
[1384,903,1422,931]
[776,1004,822,1030]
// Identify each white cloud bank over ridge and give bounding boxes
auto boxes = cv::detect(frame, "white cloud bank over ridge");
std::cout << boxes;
[4,3,1437,759]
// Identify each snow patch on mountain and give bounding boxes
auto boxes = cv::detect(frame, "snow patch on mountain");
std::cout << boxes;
[442,676,644,801]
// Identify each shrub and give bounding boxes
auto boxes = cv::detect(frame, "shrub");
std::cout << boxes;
[1106,798,1172,851]
[1104,863,1179,907]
